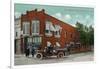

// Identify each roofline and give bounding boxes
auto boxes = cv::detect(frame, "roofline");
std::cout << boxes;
[20,9,77,30]
[45,13,76,29]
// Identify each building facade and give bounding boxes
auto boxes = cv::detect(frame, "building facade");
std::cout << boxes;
[19,9,80,54]
[14,18,21,54]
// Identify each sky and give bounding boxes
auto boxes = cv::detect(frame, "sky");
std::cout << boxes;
[15,3,94,26]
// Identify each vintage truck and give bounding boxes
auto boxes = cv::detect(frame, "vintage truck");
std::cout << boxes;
[28,42,81,59]
[34,45,69,59]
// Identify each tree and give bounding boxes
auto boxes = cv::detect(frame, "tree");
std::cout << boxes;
[88,25,94,45]
[75,21,94,46]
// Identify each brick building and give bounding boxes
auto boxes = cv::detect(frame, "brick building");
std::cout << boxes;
[20,9,80,54]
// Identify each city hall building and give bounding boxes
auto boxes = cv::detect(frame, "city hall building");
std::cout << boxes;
[16,9,80,54]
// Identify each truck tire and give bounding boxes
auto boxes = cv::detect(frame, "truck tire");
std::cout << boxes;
[57,52,64,58]
[35,53,43,59]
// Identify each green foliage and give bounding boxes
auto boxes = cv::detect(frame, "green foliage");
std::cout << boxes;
[75,22,94,46]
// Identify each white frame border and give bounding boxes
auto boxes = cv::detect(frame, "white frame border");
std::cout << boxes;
[11,0,95,69]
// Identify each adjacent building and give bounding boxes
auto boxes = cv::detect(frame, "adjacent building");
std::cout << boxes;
[14,17,21,54]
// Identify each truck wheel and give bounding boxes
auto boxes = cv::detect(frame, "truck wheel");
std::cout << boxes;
[57,52,64,58]
[35,53,43,59]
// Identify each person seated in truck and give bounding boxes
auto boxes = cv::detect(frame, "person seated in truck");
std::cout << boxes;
[46,42,53,54]
[46,45,53,54]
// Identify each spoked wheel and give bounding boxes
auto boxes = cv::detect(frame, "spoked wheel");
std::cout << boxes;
[35,53,43,60]
[57,52,64,58]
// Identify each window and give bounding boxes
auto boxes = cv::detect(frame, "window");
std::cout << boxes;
[27,38,32,43]
[32,20,40,35]
[56,42,61,47]
[45,30,49,33]
[16,32,17,37]
[45,21,62,38]
[54,25,61,38]
[45,21,54,36]
[32,37,42,44]
[23,22,30,35]
[54,31,60,37]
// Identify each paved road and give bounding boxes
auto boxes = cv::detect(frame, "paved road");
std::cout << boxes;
[14,52,94,65]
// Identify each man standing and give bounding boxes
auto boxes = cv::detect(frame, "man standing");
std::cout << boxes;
[25,46,30,57]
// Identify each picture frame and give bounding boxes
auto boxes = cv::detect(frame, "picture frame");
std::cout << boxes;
[10,0,95,69]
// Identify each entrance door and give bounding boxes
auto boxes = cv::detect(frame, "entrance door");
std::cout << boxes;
[24,37,33,53]
[24,37,28,53]
[15,39,21,54]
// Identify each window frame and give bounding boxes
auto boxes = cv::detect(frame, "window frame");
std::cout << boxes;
[32,20,40,35]
[23,21,30,36]
[54,25,61,38]
[45,21,53,36]
[32,36,42,44]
